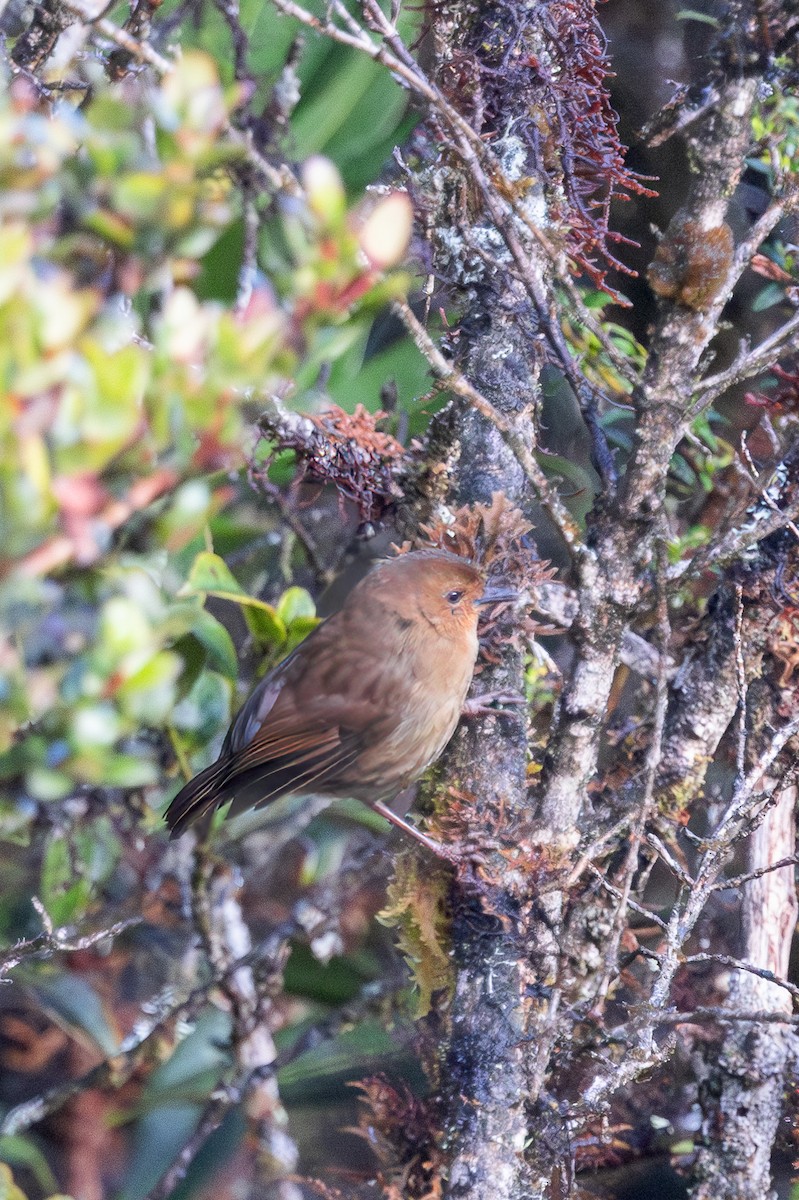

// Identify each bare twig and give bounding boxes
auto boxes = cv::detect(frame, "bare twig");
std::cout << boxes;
[684,952,799,1004]
[693,308,799,409]
[585,864,668,931]
[392,299,584,549]
[0,915,141,978]
[182,848,300,1199]
[710,853,799,891]
[0,920,297,1136]
[707,713,799,852]
[644,832,695,889]
[61,0,173,70]
[651,1007,799,1027]
[144,1092,236,1200]
[668,485,799,582]
[270,0,621,487]
[565,812,640,887]
[733,583,748,786]
[593,540,672,1004]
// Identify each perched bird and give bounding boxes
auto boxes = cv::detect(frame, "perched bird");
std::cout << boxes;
[165,549,514,852]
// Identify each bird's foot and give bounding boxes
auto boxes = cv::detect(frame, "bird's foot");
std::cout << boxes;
[462,690,527,720]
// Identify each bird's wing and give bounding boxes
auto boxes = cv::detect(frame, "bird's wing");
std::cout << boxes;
[228,607,406,757]
[221,642,303,754]
[165,617,402,836]
[223,639,400,790]
[165,711,362,837]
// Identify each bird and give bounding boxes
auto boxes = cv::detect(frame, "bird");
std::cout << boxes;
[165,549,516,853]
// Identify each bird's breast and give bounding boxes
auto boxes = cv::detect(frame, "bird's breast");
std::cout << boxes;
[347,631,477,801]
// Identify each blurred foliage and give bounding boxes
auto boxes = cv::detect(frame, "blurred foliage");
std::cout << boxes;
[752,84,799,182]
[0,22,426,1194]
[0,46,417,868]
[562,290,647,399]
[2,0,791,1194]
[670,411,735,500]
[162,0,419,193]
[0,1161,71,1200]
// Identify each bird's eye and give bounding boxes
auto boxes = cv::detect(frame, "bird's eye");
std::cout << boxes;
[445,589,465,605]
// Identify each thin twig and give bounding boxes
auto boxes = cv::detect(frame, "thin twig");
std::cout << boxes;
[651,1006,799,1027]
[0,916,141,977]
[708,713,799,852]
[181,846,299,1198]
[236,176,260,314]
[740,432,799,543]
[270,0,620,487]
[565,812,639,886]
[53,0,302,199]
[733,582,747,787]
[61,0,173,70]
[710,853,799,891]
[693,309,799,408]
[668,484,799,582]
[684,953,799,1004]
[0,920,297,1136]
[585,864,668,931]
[144,1093,236,1200]
[645,832,695,889]
[391,299,584,549]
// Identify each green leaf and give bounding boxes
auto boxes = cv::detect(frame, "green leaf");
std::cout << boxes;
[292,52,379,156]
[0,1137,58,1194]
[32,973,120,1057]
[116,651,182,724]
[192,610,238,678]
[752,282,786,312]
[42,875,93,927]
[676,8,720,23]
[284,615,319,653]
[242,0,300,74]
[276,586,316,625]
[115,755,161,787]
[181,553,284,635]
[171,671,231,740]
[243,604,287,648]
[40,837,71,913]
[112,172,168,220]
[25,767,73,802]
[182,550,247,598]
[284,941,378,1004]
[117,1009,230,1200]
[0,1163,28,1200]
[171,634,207,700]
[276,1019,401,1103]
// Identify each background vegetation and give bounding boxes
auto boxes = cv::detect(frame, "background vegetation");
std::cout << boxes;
[2,0,799,1198]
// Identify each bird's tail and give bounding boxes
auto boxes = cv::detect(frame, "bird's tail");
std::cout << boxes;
[164,758,231,838]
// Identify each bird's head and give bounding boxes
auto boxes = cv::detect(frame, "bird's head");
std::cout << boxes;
[373,550,515,641]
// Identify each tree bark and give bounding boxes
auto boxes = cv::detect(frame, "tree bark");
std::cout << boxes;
[691,669,799,1200]
[427,315,539,1200]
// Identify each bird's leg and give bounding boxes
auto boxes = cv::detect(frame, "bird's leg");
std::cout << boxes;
[371,800,457,860]
[371,802,494,882]
[462,691,526,719]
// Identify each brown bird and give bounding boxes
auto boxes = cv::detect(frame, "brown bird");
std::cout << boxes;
[165,549,514,852]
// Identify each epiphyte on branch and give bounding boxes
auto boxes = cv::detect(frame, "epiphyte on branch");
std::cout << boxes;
[647,209,734,312]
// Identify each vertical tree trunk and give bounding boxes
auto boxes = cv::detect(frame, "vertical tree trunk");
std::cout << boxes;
[427,313,540,1199]
[692,675,798,1200]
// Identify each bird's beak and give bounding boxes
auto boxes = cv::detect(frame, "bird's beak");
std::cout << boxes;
[476,584,518,607]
